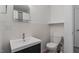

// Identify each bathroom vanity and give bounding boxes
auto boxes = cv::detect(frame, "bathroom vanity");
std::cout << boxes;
[10,37,41,53]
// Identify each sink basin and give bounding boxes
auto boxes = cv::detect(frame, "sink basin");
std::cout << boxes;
[10,36,41,52]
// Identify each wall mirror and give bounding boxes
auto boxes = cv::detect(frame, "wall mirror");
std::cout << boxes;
[13,5,31,22]
[0,5,7,14]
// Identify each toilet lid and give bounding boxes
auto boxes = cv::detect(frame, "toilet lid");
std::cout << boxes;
[47,42,58,48]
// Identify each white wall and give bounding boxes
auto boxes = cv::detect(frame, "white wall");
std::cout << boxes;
[30,5,51,24]
[50,5,64,21]
[0,6,13,52]
[50,24,64,42]
[0,5,50,52]
[49,5,64,42]
[64,5,73,53]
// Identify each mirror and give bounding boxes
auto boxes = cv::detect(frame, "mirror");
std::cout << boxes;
[0,5,7,14]
[13,5,31,22]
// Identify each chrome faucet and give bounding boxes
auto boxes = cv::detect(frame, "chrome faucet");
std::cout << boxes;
[22,33,25,41]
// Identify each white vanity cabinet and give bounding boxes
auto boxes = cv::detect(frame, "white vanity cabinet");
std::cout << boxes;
[10,37,41,53]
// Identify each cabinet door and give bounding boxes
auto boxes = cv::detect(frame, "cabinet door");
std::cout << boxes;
[15,43,41,53]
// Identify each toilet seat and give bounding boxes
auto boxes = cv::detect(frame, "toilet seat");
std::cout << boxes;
[46,42,58,50]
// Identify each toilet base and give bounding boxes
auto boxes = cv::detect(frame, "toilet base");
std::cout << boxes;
[48,49,57,53]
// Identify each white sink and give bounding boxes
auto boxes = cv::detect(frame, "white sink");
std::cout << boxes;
[10,36,41,52]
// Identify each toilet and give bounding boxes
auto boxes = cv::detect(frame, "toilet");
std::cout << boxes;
[46,36,62,53]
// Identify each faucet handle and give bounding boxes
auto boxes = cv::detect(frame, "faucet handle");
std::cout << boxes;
[22,33,25,39]
[23,33,25,36]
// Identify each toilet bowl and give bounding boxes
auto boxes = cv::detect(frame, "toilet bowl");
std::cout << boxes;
[46,42,58,52]
[46,36,61,53]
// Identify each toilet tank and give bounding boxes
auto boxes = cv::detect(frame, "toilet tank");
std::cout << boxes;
[53,36,61,43]
[50,32,63,43]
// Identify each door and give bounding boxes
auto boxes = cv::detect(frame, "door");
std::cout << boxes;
[75,7,79,47]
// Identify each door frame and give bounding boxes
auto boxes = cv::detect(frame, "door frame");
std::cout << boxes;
[73,5,79,52]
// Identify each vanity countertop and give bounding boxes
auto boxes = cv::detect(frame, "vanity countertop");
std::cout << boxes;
[10,37,41,52]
